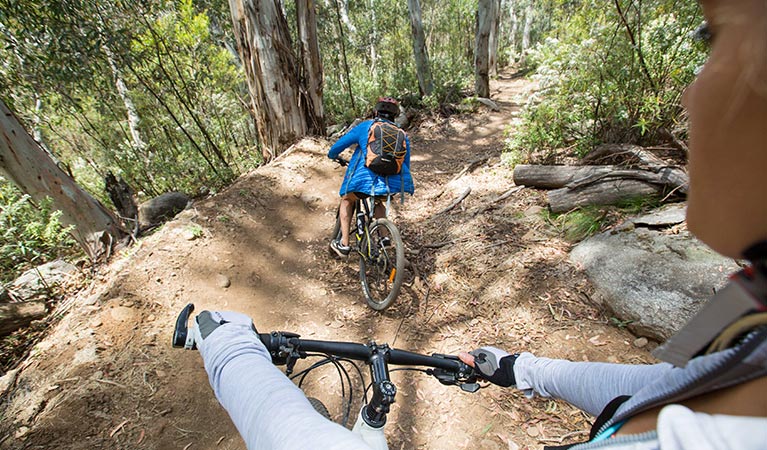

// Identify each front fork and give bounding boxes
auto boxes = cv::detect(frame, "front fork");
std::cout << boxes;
[352,408,389,450]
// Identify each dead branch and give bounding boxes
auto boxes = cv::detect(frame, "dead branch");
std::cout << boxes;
[437,187,472,214]
[472,185,524,216]
[433,157,488,198]
[548,179,661,213]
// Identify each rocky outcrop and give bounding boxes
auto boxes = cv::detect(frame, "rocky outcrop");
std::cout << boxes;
[570,205,739,341]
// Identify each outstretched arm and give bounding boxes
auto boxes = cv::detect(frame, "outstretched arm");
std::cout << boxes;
[461,349,672,416]
[198,315,371,450]
[513,353,672,416]
[328,123,366,160]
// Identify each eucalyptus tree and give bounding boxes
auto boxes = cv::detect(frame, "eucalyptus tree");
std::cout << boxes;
[296,0,325,134]
[0,99,127,259]
[407,0,434,97]
[475,0,495,97]
[229,0,324,158]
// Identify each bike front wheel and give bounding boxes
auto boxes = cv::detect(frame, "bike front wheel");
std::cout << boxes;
[358,219,405,311]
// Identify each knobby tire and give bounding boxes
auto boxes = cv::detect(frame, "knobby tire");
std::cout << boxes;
[359,219,405,311]
[307,396,332,421]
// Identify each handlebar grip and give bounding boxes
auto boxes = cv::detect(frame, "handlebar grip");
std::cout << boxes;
[172,303,195,348]
[334,157,348,167]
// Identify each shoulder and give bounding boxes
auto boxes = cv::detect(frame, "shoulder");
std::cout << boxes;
[356,119,374,129]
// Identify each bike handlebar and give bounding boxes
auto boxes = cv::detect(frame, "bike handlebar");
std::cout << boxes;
[259,332,466,372]
[173,303,478,390]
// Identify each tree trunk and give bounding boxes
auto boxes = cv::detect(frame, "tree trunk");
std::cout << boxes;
[339,0,356,33]
[548,180,661,213]
[508,0,518,59]
[229,0,308,159]
[407,0,434,97]
[105,171,139,235]
[475,0,493,98]
[0,100,127,259]
[488,0,501,76]
[514,164,622,189]
[295,0,325,135]
[0,301,47,336]
[369,0,378,77]
[521,2,533,55]
[331,0,356,110]
[102,44,148,155]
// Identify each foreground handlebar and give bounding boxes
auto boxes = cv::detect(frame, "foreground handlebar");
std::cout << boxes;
[257,331,477,390]
[173,305,478,390]
[260,333,463,371]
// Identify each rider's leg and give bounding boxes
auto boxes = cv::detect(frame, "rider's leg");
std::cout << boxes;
[373,200,386,220]
[339,193,357,246]
[373,198,391,242]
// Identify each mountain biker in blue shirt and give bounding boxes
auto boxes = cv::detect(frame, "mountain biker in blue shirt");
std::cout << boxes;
[327,97,415,257]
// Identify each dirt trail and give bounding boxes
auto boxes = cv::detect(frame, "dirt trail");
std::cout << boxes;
[0,75,655,450]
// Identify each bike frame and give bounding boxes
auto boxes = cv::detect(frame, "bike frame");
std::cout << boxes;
[353,196,387,255]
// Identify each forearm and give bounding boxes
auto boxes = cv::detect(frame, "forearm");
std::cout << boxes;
[200,325,370,450]
[514,353,674,416]
[328,124,363,159]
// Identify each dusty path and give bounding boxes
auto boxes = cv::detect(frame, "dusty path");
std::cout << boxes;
[0,75,654,450]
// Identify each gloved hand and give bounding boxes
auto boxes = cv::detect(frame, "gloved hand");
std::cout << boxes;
[192,310,258,348]
[459,346,519,387]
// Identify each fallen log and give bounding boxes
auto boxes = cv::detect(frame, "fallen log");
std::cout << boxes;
[513,164,688,193]
[514,165,620,189]
[548,179,660,213]
[0,301,47,335]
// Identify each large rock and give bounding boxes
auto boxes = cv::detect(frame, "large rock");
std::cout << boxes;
[9,260,79,302]
[138,191,190,228]
[570,226,739,341]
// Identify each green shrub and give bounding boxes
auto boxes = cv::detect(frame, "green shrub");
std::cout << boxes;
[511,1,705,158]
[545,207,606,242]
[0,178,78,284]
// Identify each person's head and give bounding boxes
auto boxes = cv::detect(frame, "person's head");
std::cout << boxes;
[684,0,767,259]
[374,97,400,121]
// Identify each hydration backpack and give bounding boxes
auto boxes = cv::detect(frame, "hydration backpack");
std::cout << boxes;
[365,119,407,176]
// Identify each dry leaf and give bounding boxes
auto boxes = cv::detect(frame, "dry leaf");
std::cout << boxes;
[588,335,607,346]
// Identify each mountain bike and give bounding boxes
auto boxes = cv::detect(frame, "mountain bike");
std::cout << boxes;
[330,158,406,311]
[173,304,480,450]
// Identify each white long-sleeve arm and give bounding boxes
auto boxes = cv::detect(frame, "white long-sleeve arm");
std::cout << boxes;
[514,353,674,416]
[199,322,372,450]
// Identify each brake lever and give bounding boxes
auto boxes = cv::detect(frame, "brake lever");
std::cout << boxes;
[428,353,481,393]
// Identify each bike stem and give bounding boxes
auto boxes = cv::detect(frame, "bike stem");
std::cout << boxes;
[361,342,397,428]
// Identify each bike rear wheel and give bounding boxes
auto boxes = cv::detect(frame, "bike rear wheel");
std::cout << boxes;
[358,219,405,311]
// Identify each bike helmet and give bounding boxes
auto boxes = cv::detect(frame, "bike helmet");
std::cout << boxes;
[374,97,400,119]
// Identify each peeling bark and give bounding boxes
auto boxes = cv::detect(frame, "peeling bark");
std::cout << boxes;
[407,0,434,96]
[229,0,308,158]
[0,100,127,259]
